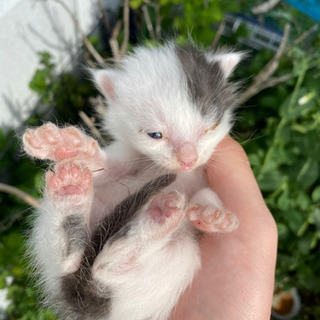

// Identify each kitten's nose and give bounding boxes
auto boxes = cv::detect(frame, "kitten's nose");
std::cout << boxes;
[177,142,198,171]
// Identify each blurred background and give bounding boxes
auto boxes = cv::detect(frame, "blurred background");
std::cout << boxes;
[0,0,319,319]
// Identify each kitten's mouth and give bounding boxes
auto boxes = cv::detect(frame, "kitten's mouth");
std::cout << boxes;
[178,164,195,172]
[176,142,198,172]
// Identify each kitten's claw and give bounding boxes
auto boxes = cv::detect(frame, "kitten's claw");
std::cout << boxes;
[23,122,99,161]
[187,205,239,233]
[144,191,186,239]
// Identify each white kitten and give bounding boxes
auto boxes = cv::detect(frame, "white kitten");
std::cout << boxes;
[23,42,242,320]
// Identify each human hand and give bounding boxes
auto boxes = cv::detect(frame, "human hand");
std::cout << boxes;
[169,135,278,320]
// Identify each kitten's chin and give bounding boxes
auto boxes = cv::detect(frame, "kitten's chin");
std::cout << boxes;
[174,162,201,173]
[178,165,194,172]
[157,163,194,173]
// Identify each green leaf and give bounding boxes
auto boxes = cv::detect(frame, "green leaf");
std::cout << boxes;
[312,186,320,202]
[311,230,320,249]
[282,209,304,235]
[297,219,310,237]
[279,88,317,121]
[291,131,320,161]
[298,232,314,254]
[296,158,319,189]
[294,192,312,211]
[39,52,55,70]
[277,188,291,211]
[130,0,143,9]
[29,69,51,94]
[257,169,286,192]
[309,208,320,228]
[277,223,290,240]
[0,232,24,267]
[0,274,7,289]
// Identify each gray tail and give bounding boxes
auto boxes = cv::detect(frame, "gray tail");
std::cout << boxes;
[60,174,176,319]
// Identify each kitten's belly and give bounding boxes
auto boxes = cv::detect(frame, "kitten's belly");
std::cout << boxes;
[90,163,206,229]
[105,223,200,320]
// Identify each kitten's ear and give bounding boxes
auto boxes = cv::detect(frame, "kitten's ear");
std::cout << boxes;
[206,52,243,77]
[91,69,118,101]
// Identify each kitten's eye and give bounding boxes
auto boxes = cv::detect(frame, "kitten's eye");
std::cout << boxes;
[202,123,220,135]
[147,132,163,139]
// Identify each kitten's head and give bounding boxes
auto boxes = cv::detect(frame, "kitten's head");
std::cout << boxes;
[93,43,243,172]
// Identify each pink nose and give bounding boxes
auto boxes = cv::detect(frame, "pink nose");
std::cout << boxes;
[177,142,198,170]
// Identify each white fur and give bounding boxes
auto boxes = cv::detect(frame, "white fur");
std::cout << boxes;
[26,42,242,320]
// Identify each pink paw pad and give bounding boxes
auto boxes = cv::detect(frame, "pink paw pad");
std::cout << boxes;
[187,205,239,233]
[146,191,186,239]
[46,162,92,198]
[23,123,99,161]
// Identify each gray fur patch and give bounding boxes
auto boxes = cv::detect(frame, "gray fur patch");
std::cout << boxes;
[175,45,238,120]
[62,214,87,257]
[60,268,111,320]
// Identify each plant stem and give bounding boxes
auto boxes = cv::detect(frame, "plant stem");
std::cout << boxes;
[0,183,40,209]
[258,70,306,178]
[49,0,105,65]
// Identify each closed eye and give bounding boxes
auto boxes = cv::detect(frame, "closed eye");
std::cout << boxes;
[202,123,220,135]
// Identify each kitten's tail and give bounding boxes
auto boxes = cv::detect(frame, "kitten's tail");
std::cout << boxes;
[59,174,176,319]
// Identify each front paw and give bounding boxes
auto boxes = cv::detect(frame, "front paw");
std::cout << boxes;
[144,191,187,239]
[187,204,239,233]
[23,122,99,161]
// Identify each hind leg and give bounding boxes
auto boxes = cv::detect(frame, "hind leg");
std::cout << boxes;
[187,188,239,233]
[44,161,93,273]
[92,191,187,280]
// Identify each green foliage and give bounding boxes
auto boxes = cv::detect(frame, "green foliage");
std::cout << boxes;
[1,0,320,319]
[29,52,56,103]
[236,43,320,317]
[0,129,42,217]
[0,235,56,320]
[131,0,243,45]
[0,128,55,319]
[29,52,97,122]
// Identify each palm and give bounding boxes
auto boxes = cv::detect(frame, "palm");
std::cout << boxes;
[170,136,277,320]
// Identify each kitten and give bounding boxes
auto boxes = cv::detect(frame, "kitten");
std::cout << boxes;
[23,42,242,320]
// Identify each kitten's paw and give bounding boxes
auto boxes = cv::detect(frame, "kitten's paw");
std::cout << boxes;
[187,205,239,233]
[23,122,99,161]
[145,191,186,239]
[46,161,92,203]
